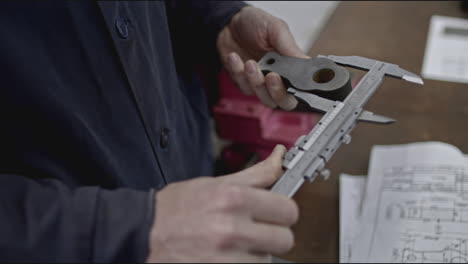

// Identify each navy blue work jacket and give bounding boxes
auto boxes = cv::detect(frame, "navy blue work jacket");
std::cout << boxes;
[0,1,245,262]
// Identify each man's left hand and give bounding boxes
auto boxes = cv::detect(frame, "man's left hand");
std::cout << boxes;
[217,6,309,111]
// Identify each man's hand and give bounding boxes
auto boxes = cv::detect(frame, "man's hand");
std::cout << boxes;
[217,6,309,111]
[146,145,298,263]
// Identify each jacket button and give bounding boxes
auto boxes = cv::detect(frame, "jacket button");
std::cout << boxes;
[160,128,170,149]
[115,17,130,39]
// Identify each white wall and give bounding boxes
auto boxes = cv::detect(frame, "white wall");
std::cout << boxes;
[246,1,339,53]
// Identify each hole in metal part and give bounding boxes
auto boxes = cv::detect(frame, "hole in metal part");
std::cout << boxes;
[313,68,335,83]
[266,58,276,65]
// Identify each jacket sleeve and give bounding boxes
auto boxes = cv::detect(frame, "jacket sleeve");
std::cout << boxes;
[0,174,154,262]
[165,1,247,51]
[164,1,248,107]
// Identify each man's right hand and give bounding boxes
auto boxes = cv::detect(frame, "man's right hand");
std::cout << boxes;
[146,145,299,263]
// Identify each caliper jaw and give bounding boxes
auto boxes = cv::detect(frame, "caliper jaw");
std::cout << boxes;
[318,55,424,84]
[288,88,396,124]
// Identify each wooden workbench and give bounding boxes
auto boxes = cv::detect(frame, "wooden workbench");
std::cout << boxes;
[283,1,468,262]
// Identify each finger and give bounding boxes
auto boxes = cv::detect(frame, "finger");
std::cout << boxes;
[250,253,271,264]
[237,221,295,255]
[244,187,299,226]
[242,144,286,188]
[222,144,286,188]
[245,60,277,109]
[268,19,309,59]
[219,251,271,263]
[217,24,255,62]
[265,72,298,111]
[224,52,253,95]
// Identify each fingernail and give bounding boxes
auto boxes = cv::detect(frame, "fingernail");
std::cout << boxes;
[275,144,284,151]
[272,74,281,86]
[274,144,286,155]
[245,61,256,75]
[275,74,282,83]
[266,74,279,88]
[286,96,298,110]
[227,53,237,66]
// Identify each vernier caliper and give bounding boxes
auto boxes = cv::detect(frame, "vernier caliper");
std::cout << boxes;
[258,52,423,197]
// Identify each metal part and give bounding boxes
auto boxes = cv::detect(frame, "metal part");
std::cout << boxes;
[259,52,352,101]
[288,87,395,125]
[342,134,352,144]
[259,53,424,197]
[319,168,331,180]
[357,111,395,124]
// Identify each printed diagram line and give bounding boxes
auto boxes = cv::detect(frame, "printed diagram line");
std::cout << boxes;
[382,165,468,200]
[386,203,468,223]
[394,232,468,263]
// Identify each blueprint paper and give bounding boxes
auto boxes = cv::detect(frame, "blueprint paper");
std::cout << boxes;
[351,142,468,263]
[421,15,468,84]
[339,174,366,263]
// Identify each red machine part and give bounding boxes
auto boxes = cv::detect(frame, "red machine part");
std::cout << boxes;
[213,69,320,171]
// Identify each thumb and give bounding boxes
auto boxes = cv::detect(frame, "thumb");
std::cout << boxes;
[221,144,287,188]
[268,19,309,59]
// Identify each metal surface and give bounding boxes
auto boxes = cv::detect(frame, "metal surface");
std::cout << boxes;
[259,53,423,197]
[258,52,352,101]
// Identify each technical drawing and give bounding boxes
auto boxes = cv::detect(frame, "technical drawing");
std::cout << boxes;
[350,144,468,262]
[394,232,468,263]
[382,165,468,199]
[386,202,468,223]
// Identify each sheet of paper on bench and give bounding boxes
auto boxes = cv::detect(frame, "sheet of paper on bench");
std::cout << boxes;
[421,15,468,84]
[339,174,366,263]
[350,142,468,262]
